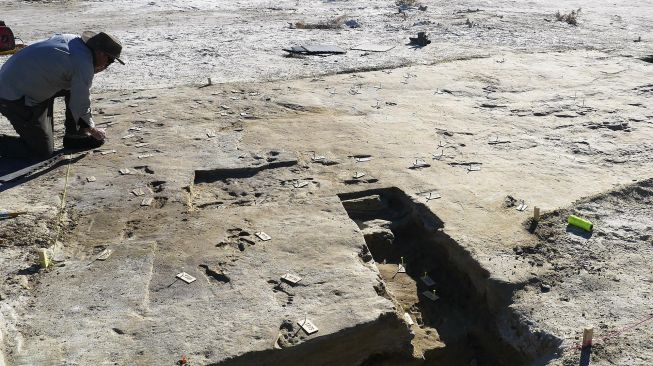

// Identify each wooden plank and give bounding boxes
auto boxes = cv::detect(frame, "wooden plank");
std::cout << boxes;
[284,44,346,55]
[301,44,346,54]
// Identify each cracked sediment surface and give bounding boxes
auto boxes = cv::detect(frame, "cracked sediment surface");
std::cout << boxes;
[4,189,411,364]
[2,50,652,364]
[1,0,653,364]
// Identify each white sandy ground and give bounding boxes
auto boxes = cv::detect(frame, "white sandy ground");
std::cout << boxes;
[1,0,651,89]
[1,0,653,365]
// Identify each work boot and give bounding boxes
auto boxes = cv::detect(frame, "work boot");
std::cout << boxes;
[63,134,104,150]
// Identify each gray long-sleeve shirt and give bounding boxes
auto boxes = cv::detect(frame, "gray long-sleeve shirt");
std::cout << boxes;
[0,33,95,128]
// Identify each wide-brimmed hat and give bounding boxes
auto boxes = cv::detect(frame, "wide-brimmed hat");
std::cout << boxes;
[81,31,125,65]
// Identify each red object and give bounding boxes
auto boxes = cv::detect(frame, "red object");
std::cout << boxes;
[0,21,17,52]
[180,355,187,365]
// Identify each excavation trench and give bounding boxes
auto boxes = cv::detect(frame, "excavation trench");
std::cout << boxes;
[194,158,298,183]
[339,188,553,366]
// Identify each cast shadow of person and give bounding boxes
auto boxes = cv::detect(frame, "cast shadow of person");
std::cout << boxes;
[0,154,69,193]
[0,136,85,192]
[579,346,592,366]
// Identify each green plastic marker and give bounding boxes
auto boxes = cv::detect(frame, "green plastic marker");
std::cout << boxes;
[568,215,593,232]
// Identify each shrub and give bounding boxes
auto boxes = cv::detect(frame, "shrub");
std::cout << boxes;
[555,8,581,26]
[294,15,347,29]
[396,0,420,6]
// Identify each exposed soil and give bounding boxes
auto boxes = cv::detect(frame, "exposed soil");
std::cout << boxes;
[340,189,556,365]
[515,179,653,366]
[1,0,652,365]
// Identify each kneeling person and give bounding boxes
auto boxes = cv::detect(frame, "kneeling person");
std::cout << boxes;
[0,31,124,158]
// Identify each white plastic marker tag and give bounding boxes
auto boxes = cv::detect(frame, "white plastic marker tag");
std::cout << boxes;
[421,275,436,287]
[141,197,154,207]
[281,273,302,285]
[256,232,271,241]
[128,127,142,131]
[353,172,366,179]
[121,134,135,139]
[119,168,131,175]
[138,154,153,159]
[297,319,319,335]
[516,202,528,212]
[467,164,481,172]
[488,140,510,145]
[397,264,406,273]
[86,176,96,182]
[412,159,430,169]
[311,155,326,162]
[432,149,446,160]
[207,132,217,138]
[425,191,441,201]
[132,188,145,197]
[422,290,439,301]
[293,181,309,189]
[96,248,113,261]
[176,272,196,284]
[100,149,116,155]
[403,312,414,326]
[355,157,372,162]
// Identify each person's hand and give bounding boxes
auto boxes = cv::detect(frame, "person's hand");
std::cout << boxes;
[83,127,106,141]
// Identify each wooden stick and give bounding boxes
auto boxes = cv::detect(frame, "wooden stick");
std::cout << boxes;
[534,206,541,221]
[582,326,594,348]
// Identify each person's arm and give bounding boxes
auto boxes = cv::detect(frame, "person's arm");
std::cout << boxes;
[69,69,105,140]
